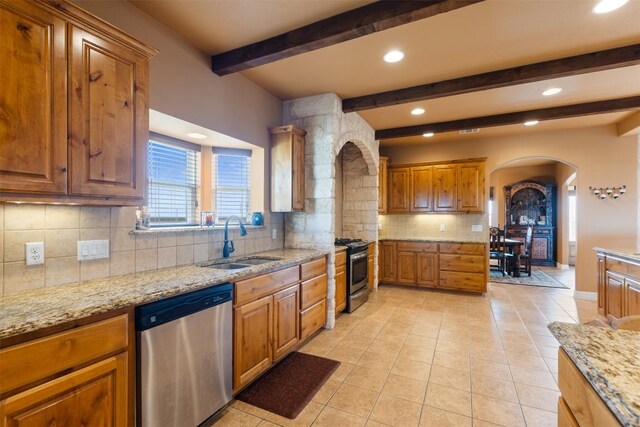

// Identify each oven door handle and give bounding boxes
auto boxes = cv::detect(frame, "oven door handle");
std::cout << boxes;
[350,251,368,261]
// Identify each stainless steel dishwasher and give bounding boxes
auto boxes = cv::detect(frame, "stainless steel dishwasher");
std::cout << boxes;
[136,283,233,427]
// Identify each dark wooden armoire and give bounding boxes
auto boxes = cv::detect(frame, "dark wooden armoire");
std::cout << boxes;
[504,181,557,266]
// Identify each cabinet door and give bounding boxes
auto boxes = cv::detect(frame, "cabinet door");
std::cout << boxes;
[292,130,306,211]
[388,168,410,213]
[417,252,438,287]
[605,272,624,319]
[457,162,484,212]
[396,251,416,285]
[378,157,388,214]
[625,277,640,317]
[335,264,347,314]
[410,166,433,212]
[273,285,300,359]
[597,255,606,315]
[433,164,457,212]
[0,1,67,194]
[1,353,128,426]
[368,254,374,289]
[234,295,273,390]
[381,242,396,282]
[68,25,148,200]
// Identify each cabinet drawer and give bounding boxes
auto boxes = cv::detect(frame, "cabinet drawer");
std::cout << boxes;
[439,254,485,273]
[336,251,347,267]
[301,274,327,310]
[235,266,300,306]
[558,397,579,427]
[301,257,327,281]
[438,271,486,292]
[397,241,437,252]
[0,314,128,393]
[606,256,640,278]
[300,299,326,340]
[439,243,485,255]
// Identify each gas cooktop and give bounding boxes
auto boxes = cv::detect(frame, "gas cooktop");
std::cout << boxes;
[335,238,369,248]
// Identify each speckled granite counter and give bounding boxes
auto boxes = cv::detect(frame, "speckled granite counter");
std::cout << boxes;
[0,248,327,340]
[594,247,640,263]
[549,322,640,427]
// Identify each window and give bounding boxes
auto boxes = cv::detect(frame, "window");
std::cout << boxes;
[212,149,251,222]
[568,186,577,242]
[147,134,200,226]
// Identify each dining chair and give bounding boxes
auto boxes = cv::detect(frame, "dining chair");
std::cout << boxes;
[517,225,534,276]
[489,227,513,276]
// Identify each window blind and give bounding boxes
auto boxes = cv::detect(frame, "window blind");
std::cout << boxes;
[212,152,251,222]
[147,136,200,226]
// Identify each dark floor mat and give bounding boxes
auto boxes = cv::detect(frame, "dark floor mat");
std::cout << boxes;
[236,351,340,419]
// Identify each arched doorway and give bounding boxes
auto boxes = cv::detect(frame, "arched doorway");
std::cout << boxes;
[489,157,577,289]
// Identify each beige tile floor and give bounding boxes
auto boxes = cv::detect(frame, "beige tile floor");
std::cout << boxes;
[212,269,600,427]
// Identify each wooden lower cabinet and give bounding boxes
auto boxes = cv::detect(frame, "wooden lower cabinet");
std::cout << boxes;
[273,285,300,359]
[558,348,621,426]
[233,257,327,392]
[417,252,438,287]
[626,278,640,316]
[335,264,347,314]
[0,312,132,426]
[378,240,487,293]
[396,251,417,284]
[605,272,624,320]
[597,254,606,315]
[368,243,375,289]
[233,295,273,390]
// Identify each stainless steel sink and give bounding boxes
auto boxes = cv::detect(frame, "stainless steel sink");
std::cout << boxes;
[205,263,250,270]
[236,257,282,265]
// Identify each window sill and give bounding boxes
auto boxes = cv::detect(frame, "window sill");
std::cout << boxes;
[129,224,264,235]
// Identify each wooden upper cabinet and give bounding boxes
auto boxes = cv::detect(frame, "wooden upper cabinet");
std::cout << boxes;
[433,164,457,212]
[388,167,410,213]
[271,125,306,212]
[457,162,485,212]
[0,0,67,194]
[410,166,433,212]
[68,25,149,200]
[0,0,156,204]
[378,156,388,214]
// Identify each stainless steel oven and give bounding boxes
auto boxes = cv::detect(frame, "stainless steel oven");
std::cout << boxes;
[335,238,370,313]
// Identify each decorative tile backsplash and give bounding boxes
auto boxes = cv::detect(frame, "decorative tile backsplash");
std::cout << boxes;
[0,204,284,295]
[378,213,488,242]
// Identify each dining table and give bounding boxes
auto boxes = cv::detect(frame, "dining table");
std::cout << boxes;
[504,238,525,277]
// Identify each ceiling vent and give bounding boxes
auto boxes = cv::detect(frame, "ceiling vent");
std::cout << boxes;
[459,128,480,134]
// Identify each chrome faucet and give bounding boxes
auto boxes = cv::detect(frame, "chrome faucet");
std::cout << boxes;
[223,216,247,258]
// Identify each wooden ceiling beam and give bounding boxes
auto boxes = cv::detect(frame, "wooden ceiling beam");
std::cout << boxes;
[211,0,483,76]
[375,96,640,140]
[343,44,640,112]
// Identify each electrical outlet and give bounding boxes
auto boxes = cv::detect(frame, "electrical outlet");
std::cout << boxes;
[439,224,446,232]
[25,242,44,266]
[272,228,277,239]
[378,223,383,230]
[471,224,483,232]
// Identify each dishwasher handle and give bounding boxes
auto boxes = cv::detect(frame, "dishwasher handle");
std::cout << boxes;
[136,283,232,331]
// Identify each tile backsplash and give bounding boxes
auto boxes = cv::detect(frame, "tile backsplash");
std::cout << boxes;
[378,213,488,242]
[0,204,284,295]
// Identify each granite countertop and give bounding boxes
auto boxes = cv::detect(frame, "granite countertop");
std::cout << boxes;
[335,245,348,252]
[549,322,640,427]
[0,248,327,340]
[380,238,486,243]
[594,247,640,263]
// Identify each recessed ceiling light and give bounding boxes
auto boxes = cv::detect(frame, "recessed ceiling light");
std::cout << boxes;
[187,132,207,139]
[593,0,628,13]
[542,87,563,96]
[524,120,539,126]
[383,50,404,63]
[411,108,425,115]
[423,132,434,138]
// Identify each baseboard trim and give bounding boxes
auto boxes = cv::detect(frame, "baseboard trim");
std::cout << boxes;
[573,291,597,301]
[555,263,570,270]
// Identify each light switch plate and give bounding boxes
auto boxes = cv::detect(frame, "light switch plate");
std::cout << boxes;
[439,224,446,232]
[471,224,483,232]
[78,240,109,261]
[26,242,44,266]
[272,229,277,239]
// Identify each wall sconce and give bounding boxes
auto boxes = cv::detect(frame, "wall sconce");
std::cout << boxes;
[589,185,626,199]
